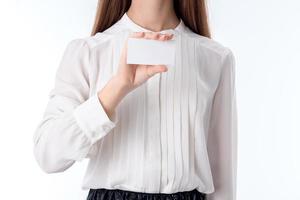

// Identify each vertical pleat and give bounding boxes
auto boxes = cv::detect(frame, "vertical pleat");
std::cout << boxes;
[189,39,198,184]
[179,37,192,189]
[166,36,177,190]
[140,85,147,189]
[160,66,168,188]
[144,71,162,192]
[126,91,138,185]
[191,40,204,188]
[132,85,146,187]
[173,33,184,191]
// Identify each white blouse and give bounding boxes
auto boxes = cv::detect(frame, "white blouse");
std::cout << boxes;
[33,12,237,200]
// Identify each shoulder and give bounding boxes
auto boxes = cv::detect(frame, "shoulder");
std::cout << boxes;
[64,25,127,55]
[65,34,117,52]
[181,27,234,62]
[180,27,236,84]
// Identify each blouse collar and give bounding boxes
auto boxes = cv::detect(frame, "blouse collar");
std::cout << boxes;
[119,12,186,35]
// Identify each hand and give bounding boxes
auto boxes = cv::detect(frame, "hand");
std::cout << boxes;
[97,32,173,121]
[115,31,174,93]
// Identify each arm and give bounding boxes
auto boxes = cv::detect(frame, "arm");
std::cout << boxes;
[32,39,118,173]
[206,49,238,200]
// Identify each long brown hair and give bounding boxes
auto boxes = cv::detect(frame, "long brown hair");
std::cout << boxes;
[91,0,211,38]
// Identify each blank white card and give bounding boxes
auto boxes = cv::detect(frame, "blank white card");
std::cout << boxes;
[126,37,176,66]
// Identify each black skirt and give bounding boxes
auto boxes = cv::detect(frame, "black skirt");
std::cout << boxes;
[86,187,206,200]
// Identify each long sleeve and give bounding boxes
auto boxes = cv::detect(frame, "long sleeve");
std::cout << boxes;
[33,39,118,173]
[206,49,238,200]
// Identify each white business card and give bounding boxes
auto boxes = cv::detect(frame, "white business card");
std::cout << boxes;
[126,37,176,66]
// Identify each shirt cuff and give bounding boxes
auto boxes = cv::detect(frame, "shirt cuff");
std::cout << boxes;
[73,93,118,145]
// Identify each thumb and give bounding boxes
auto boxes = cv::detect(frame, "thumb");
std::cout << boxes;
[146,65,168,78]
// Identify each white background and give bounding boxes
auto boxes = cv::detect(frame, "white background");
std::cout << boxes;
[0,0,299,199]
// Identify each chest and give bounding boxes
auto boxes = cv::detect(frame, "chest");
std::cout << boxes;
[89,34,220,111]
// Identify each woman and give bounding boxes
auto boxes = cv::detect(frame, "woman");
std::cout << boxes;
[33,0,238,200]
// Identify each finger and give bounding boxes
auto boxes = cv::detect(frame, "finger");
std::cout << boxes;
[143,32,160,40]
[129,31,145,38]
[156,34,167,41]
[146,65,168,77]
[157,34,174,41]
[143,32,174,41]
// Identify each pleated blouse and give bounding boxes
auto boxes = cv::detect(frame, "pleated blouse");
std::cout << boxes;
[33,12,238,200]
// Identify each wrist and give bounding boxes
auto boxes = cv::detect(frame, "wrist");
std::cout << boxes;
[97,76,128,116]
[110,75,131,96]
